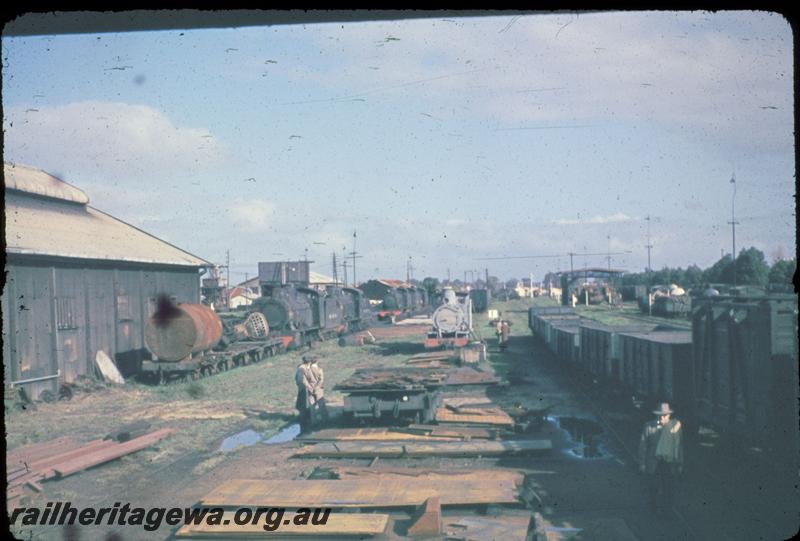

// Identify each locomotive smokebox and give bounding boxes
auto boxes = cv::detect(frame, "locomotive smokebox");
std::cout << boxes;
[432,304,466,334]
[145,300,223,362]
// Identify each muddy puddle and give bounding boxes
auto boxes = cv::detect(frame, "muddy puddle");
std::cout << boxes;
[217,423,301,453]
[547,416,611,460]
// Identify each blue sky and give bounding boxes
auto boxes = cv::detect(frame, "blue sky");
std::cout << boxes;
[3,11,795,284]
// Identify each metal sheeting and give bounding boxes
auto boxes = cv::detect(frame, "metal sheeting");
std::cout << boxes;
[4,162,89,204]
[3,263,201,399]
[5,191,208,267]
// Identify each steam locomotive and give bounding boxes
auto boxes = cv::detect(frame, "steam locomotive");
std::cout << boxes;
[425,287,474,348]
[140,261,373,382]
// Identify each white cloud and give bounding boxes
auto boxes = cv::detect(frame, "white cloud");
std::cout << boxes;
[228,198,275,230]
[292,13,792,154]
[555,212,636,225]
[3,101,223,179]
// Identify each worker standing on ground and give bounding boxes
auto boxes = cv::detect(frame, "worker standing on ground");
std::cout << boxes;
[308,355,328,422]
[638,402,684,516]
[294,356,316,433]
[498,319,511,351]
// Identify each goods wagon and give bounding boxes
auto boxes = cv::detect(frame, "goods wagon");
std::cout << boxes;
[551,322,581,365]
[578,322,658,380]
[469,289,492,313]
[692,295,798,453]
[618,330,693,420]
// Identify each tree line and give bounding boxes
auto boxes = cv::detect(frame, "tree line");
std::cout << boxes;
[620,247,796,290]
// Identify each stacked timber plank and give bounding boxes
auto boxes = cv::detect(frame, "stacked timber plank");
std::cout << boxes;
[176,513,389,538]
[327,466,526,486]
[335,365,500,391]
[296,427,458,442]
[334,367,449,390]
[292,439,551,458]
[6,429,173,505]
[435,404,516,427]
[200,477,521,508]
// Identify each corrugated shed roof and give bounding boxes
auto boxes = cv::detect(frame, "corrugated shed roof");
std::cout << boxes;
[5,165,209,268]
[4,162,90,204]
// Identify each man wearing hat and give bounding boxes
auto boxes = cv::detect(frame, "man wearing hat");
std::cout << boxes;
[295,355,316,432]
[638,402,684,515]
[307,355,328,422]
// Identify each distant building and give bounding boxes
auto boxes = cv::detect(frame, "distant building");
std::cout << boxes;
[3,163,209,401]
[227,286,259,308]
[514,278,541,298]
[358,279,409,302]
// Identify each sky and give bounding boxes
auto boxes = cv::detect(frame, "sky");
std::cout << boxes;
[3,11,795,285]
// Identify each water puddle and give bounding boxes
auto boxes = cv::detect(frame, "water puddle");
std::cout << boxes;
[217,423,301,453]
[218,429,263,453]
[264,423,301,444]
[549,416,610,459]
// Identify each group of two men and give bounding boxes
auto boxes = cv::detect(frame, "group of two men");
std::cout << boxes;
[294,354,327,432]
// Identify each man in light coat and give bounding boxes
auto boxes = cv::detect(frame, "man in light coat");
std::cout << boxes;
[638,402,684,515]
[307,356,328,422]
[295,356,316,432]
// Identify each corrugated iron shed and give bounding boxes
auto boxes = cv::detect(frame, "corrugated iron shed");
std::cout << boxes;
[3,162,209,401]
[5,163,209,267]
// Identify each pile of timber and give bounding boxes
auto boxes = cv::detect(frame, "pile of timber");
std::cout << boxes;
[177,468,529,538]
[200,477,521,508]
[334,367,449,390]
[334,366,499,392]
[6,429,173,505]
[364,324,430,340]
[292,438,551,458]
[435,403,516,427]
[297,424,510,443]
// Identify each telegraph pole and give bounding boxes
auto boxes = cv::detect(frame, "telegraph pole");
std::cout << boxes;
[226,249,231,310]
[729,174,739,286]
[645,215,653,285]
[348,231,362,287]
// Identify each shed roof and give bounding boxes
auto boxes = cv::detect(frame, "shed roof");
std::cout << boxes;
[5,163,209,268]
[4,162,90,204]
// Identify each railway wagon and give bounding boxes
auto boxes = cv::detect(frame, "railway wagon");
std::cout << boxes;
[469,289,492,313]
[528,306,577,331]
[551,321,581,365]
[692,295,798,453]
[578,322,658,381]
[618,330,693,417]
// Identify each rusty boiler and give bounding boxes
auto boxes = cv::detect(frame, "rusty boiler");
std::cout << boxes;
[145,298,223,362]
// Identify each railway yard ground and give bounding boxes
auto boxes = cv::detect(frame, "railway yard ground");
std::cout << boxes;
[5,299,799,541]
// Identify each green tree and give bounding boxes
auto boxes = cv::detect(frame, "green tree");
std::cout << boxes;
[768,258,797,288]
[684,264,704,287]
[727,247,769,286]
[703,255,733,284]
[422,277,440,296]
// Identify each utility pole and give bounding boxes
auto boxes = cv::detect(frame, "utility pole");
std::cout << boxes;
[348,231,362,287]
[447,268,451,283]
[226,249,231,310]
[607,235,612,271]
[729,174,739,286]
[332,252,338,285]
[645,215,653,286]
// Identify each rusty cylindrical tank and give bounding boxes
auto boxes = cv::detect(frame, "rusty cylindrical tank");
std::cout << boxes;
[145,303,223,362]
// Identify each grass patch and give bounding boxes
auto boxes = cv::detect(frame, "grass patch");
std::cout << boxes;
[186,382,205,399]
